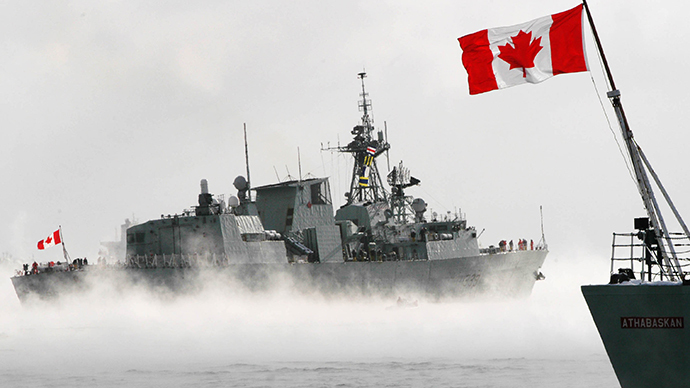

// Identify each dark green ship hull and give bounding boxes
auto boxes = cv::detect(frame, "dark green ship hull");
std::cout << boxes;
[582,283,690,388]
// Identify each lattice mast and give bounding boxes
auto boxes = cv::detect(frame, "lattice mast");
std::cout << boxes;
[337,72,390,205]
[387,161,420,224]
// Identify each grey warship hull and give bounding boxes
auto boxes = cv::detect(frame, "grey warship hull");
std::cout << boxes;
[12,249,546,303]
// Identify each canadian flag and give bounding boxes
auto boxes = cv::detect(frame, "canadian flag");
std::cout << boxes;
[458,4,588,95]
[37,229,62,250]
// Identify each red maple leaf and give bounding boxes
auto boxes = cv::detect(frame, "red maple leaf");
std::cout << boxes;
[497,30,543,78]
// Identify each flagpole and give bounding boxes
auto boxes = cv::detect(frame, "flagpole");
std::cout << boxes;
[59,225,71,264]
[582,0,684,279]
[581,0,616,91]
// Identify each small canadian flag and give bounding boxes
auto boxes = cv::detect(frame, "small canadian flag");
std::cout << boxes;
[37,228,62,250]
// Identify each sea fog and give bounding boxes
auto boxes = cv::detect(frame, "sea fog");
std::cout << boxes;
[0,253,619,387]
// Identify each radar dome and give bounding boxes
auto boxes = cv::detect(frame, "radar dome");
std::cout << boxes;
[411,198,427,213]
[228,196,240,207]
[233,176,248,191]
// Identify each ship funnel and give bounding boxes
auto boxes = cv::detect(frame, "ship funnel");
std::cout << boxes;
[200,179,209,194]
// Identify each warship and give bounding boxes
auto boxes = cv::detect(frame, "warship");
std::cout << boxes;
[576,1,690,387]
[11,73,547,303]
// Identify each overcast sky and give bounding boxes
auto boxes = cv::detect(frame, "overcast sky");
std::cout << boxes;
[3,0,689,282]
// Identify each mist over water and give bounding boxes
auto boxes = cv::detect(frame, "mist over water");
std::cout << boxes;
[0,253,619,387]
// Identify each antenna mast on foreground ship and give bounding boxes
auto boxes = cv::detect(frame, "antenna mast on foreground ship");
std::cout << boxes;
[583,0,688,281]
[580,3,690,386]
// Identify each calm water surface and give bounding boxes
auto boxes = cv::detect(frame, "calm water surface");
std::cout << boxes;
[3,357,618,388]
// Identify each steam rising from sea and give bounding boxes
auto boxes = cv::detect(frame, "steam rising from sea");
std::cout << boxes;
[0,254,616,386]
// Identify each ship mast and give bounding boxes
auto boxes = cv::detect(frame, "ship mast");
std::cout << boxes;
[330,72,390,205]
[584,0,686,280]
[244,123,251,202]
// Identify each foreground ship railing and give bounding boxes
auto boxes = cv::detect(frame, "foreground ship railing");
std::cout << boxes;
[609,217,690,284]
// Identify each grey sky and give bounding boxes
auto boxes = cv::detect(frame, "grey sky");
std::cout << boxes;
[2,0,688,285]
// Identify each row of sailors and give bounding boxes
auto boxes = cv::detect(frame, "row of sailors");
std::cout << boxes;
[21,258,89,275]
[498,239,533,252]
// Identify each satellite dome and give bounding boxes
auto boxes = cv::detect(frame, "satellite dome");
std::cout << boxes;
[228,196,240,207]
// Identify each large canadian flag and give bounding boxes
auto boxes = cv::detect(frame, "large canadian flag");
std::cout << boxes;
[37,228,62,250]
[458,4,588,95]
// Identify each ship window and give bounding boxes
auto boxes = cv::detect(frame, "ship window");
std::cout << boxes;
[310,180,331,205]
[127,234,135,244]
[286,207,294,227]
[135,232,145,243]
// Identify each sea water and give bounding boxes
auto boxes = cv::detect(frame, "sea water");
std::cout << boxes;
[0,259,620,388]
[3,358,616,388]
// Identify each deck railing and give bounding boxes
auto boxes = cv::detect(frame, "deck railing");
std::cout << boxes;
[610,232,690,282]
[125,253,229,269]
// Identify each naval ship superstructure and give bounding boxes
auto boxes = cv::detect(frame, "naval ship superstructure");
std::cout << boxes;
[11,73,548,303]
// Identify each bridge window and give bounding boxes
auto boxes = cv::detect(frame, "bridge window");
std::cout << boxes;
[310,181,331,205]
